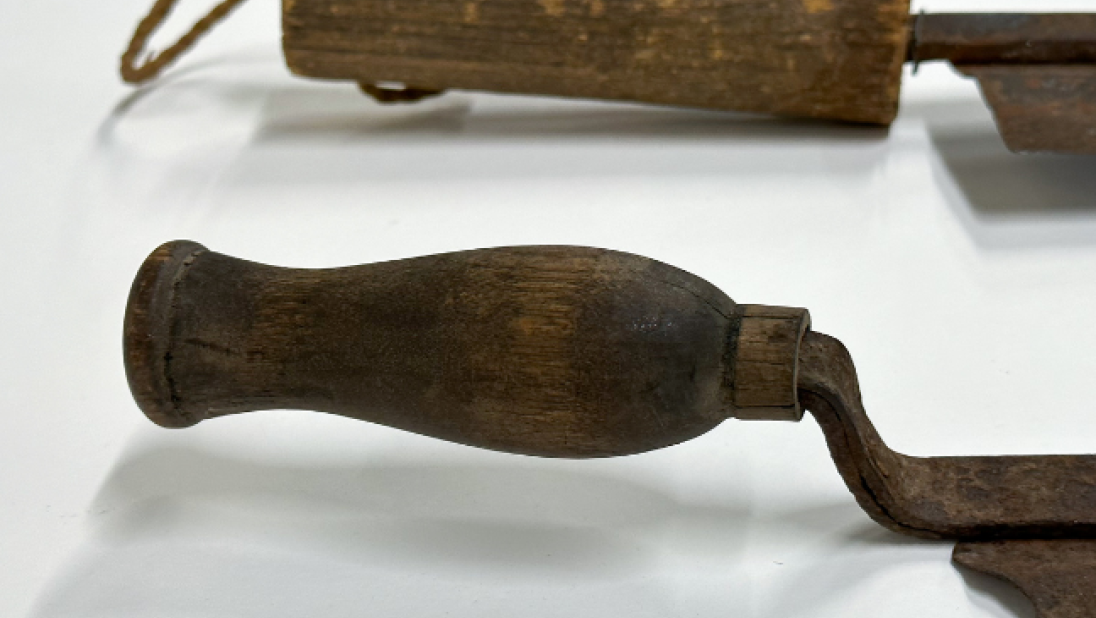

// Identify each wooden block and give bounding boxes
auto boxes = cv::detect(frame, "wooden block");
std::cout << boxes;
[283,0,911,124]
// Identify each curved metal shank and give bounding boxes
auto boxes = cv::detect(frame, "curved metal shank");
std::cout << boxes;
[798,331,1096,540]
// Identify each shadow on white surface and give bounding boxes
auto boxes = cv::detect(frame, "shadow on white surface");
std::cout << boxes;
[766,505,957,617]
[29,442,753,618]
[97,52,278,144]
[93,65,892,194]
[247,88,887,143]
[235,88,890,185]
[910,97,1096,250]
[102,61,890,143]
[27,438,1005,618]
[96,50,1095,223]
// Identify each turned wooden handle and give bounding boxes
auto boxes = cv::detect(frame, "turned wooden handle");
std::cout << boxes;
[124,242,809,457]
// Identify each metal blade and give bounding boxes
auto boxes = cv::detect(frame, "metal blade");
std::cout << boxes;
[953,540,1096,618]
[959,65,1096,154]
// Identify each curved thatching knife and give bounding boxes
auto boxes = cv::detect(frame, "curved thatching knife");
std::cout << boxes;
[124,242,1096,617]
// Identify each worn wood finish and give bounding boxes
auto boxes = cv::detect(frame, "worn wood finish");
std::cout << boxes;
[125,242,813,457]
[125,242,1096,539]
[282,0,911,124]
[731,304,810,421]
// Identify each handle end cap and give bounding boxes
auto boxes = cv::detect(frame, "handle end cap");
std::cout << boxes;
[123,240,208,428]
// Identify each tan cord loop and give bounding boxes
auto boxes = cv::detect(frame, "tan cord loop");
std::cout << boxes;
[358,82,446,104]
[120,0,251,84]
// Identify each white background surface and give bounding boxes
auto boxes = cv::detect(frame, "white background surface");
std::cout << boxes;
[3,0,1096,616]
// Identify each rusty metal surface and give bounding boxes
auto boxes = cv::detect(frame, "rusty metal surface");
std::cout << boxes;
[910,14,1096,65]
[797,332,1096,540]
[798,332,1096,615]
[959,65,1096,154]
[907,13,1096,154]
[954,540,1096,618]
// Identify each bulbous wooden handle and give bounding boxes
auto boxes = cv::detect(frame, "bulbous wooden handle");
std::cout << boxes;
[124,242,809,457]
[122,243,1096,615]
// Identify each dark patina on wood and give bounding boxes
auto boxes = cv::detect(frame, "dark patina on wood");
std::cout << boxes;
[125,241,810,457]
[124,242,1096,616]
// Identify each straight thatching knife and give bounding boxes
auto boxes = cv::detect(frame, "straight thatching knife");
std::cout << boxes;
[121,0,1096,153]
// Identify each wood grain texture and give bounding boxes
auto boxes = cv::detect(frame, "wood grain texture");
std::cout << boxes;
[126,242,812,457]
[282,0,911,124]
[730,304,809,421]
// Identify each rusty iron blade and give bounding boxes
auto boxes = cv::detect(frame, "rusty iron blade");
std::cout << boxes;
[910,14,1096,66]
[909,14,1096,154]
[958,65,1096,154]
[954,540,1096,618]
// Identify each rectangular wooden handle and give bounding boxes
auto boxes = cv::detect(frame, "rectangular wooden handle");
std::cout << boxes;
[283,0,911,124]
